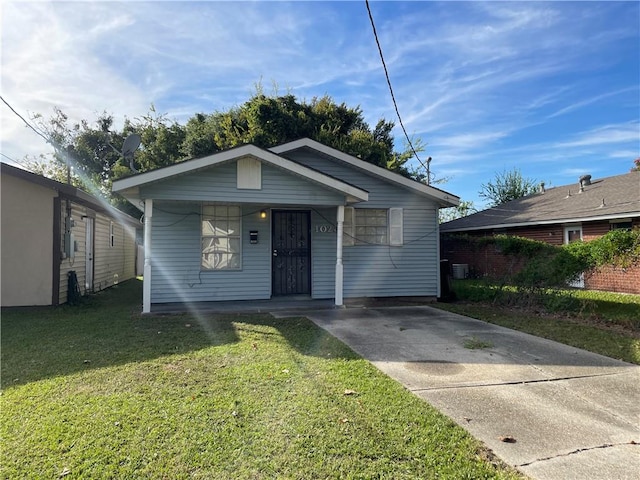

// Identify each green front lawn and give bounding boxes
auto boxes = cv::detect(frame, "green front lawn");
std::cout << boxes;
[1,280,521,479]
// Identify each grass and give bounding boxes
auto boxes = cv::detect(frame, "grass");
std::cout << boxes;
[435,280,640,365]
[1,279,521,479]
[463,336,494,350]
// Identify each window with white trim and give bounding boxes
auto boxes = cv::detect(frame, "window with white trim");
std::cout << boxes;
[201,205,242,270]
[343,207,403,246]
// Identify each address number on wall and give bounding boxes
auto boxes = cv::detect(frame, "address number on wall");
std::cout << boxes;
[315,224,336,233]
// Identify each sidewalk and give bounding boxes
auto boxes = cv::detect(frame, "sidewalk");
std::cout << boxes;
[272,305,640,480]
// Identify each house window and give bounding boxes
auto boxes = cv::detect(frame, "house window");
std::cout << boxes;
[343,208,403,246]
[202,205,241,270]
[564,225,582,244]
[610,221,632,231]
[109,222,115,247]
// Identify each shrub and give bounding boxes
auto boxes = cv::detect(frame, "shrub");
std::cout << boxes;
[446,229,640,312]
[488,234,552,258]
[449,229,640,289]
[586,228,640,268]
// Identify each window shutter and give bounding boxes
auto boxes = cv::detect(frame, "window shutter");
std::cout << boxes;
[389,208,403,246]
[343,207,355,246]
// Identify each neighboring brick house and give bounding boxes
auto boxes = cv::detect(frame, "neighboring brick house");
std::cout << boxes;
[440,171,640,294]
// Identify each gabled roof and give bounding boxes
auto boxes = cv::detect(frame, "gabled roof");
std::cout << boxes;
[112,143,369,206]
[270,138,459,208]
[1,162,139,226]
[441,171,640,232]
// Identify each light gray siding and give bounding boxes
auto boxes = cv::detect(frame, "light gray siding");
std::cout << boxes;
[59,203,87,304]
[343,207,438,297]
[310,208,337,298]
[140,161,345,206]
[307,206,439,299]
[285,151,440,298]
[58,204,137,304]
[58,201,136,303]
[146,149,442,303]
[282,151,425,208]
[92,214,136,292]
[150,203,272,303]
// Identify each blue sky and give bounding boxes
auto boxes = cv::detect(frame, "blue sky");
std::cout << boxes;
[1,1,638,208]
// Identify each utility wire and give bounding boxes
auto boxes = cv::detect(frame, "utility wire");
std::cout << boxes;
[365,0,432,183]
[0,94,104,193]
[0,152,20,163]
[0,95,52,145]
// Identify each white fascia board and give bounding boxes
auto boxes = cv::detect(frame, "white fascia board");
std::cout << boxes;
[113,145,262,191]
[442,211,640,232]
[270,138,460,207]
[112,144,368,202]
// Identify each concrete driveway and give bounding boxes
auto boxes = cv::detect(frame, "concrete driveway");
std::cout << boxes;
[272,305,640,480]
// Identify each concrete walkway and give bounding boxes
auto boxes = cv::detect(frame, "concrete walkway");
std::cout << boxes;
[272,305,640,480]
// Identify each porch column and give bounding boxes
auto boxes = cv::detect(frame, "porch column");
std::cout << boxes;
[143,199,153,314]
[435,209,441,299]
[335,205,344,306]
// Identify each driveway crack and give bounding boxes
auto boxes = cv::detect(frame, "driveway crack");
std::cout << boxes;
[517,441,639,467]
[411,371,625,392]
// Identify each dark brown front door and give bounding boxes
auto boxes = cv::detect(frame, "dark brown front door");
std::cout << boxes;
[272,210,311,296]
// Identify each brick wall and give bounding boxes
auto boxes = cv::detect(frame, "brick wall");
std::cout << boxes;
[440,236,527,279]
[441,233,640,295]
[585,264,640,295]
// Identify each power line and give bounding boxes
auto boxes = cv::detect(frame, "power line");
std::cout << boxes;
[0,152,21,164]
[365,0,432,184]
[0,95,52,146]
[0,94,82,187]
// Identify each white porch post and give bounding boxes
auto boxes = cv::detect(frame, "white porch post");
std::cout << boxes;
[435,208,441,299]
[335,205,344,306]
[143,199,153,313]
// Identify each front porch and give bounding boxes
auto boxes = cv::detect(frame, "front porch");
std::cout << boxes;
[140,202,351,313]
[148,295,438,315]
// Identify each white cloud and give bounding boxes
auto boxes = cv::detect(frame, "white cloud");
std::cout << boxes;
[431,131,510,149]
[560,168,599,178]
[547,86,638,119]
[608,150,639,160]
[554,122,640,149]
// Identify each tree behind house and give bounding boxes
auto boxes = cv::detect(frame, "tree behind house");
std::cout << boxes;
[479,168,538,207]
[22,93,434,216]
[439,200,476,223]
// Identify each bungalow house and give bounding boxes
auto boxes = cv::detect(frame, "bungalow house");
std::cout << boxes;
[112,138,460,313]
[1,163,139,307]
[440,171,640,294]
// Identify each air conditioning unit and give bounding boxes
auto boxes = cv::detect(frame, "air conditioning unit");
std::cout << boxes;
[452,264,469,279]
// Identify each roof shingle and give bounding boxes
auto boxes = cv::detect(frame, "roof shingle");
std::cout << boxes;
[440,171,640,232]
